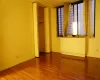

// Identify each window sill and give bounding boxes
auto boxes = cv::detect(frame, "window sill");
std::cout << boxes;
[57,35,95,38]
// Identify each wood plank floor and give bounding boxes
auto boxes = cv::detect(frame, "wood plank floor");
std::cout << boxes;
[0,52,100,80]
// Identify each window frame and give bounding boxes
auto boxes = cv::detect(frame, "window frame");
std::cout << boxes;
[56,0,95,38]
[70,1,84,37]
[94,0,96,37]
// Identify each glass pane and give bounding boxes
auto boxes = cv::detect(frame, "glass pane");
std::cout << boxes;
[73,4,77,35]
[91,0,95,35]
[67,6,74,35]
[78,3,85,35]
[61,7,64,35]
[57,7,64,36]
[58,8,61,35]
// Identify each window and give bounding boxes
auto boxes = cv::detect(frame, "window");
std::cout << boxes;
[56,0,95,37]
[57,6,64,37]
[67,1,85,36]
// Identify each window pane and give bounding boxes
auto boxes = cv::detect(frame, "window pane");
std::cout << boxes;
[67,2,85,36]
[73,4,78,35]
[91,0,95,35]
[74,4,77,22]
[58,8,62,35]
[67,6,74,35]
[57,7,64,36]
[61,7,64,35]
[78,3,85,35]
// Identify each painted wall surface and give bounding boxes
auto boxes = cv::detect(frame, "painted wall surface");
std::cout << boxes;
[60,38,85,57]
[50,8,61,52]
[88,0,100,58]
[44,8,50,52]
[50,8,85,57]
[0,0,35,71]
[33,3,39,57]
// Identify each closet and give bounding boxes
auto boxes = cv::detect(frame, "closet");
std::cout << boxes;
[38,5,45,53]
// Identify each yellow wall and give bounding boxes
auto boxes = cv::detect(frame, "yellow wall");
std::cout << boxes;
[0,0,35,71]
[88,0,100,58]
[33,3,39,57]
[50,0,100,58]
[60,38,85,57]
[50,8,85,57]
[44,8,50,52]
[50,8,61,52]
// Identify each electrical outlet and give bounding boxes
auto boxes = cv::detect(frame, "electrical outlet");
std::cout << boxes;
[96,49,99,52]
[16,56,19,59]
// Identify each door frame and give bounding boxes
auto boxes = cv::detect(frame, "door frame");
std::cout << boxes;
[33,3,50,57]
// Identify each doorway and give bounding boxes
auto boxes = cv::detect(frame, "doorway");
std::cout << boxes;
[38,5,45,54]
[33,3,50,57]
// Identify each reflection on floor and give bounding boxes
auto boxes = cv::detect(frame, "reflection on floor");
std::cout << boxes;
[0,52,100,80]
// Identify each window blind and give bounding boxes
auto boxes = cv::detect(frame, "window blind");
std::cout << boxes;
[57,7,64,36]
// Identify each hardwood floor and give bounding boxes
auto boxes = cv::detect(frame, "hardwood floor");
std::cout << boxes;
[0,52,100,80]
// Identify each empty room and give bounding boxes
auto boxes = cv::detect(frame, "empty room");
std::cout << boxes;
[0,0,99,80]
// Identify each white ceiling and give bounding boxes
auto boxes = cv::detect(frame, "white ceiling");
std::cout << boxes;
[32,0,79,7]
